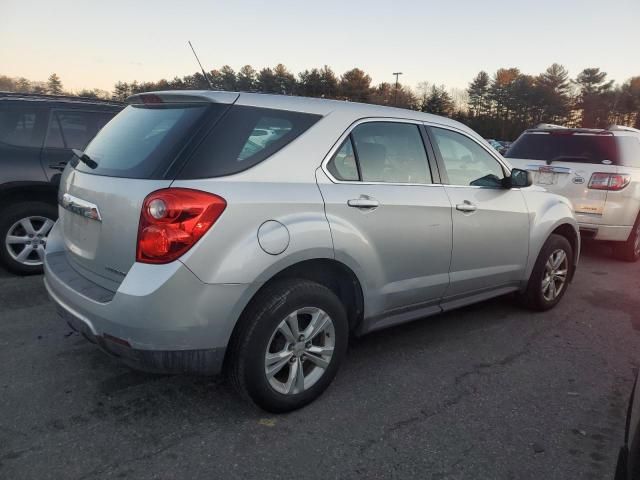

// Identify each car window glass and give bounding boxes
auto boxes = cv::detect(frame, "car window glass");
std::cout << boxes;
[180,105,321,179]
[238,117,293,161]
[351,122,431,184]
[0,107,44,148]
[47,111,115,150]
[80,104,210,178]
[432,127,505,187]
[505,132,619,164]
[327,137,358,181]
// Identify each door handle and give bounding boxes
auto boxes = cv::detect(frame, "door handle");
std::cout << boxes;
[456,202,477,213]
[347,198,379,209]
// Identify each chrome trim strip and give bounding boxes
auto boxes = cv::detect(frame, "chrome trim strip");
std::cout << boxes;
[60,193,102,222]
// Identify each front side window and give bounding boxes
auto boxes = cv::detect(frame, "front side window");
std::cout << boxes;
[431,127,505,188]
[348,122,431,184]
[0,106,45,148]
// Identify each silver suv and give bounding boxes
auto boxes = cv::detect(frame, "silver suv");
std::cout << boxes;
[44,91,579,412]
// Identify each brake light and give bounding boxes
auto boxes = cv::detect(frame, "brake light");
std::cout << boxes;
[136,188,226,264]
[139,94,163,104]
[588,173,631,191]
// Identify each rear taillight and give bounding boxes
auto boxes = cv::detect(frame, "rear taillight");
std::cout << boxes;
[588,173,631,191]
[136,188,226,264]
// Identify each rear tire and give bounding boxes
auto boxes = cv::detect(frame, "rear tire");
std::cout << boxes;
[227,279,348,413]
[0,201,57,275]
[519,234,573,311]
[613,215,640,263]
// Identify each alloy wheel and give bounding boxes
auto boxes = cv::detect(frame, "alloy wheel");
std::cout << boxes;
[541,249,568,302]
[5,216,54,267]
[264,307,335,395]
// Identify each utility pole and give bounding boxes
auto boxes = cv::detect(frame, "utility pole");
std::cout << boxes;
[393,72,403,106]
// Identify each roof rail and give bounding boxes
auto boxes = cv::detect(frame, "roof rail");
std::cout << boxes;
[0,91,124,106]
[608,125,640,134]
[534,123,567,130]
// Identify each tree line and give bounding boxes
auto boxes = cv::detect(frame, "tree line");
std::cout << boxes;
[2,63,638,140]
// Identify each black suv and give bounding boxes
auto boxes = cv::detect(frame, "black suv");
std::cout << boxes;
[0,93,122,274]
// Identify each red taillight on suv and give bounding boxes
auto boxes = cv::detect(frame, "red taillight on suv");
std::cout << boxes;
[136,188,226,264]
[588,173,631,191]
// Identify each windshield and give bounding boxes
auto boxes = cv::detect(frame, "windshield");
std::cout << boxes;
[505,132,619,164]
[77,104,214,178]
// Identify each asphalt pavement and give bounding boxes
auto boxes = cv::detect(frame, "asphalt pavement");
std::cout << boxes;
[1,241,639,479]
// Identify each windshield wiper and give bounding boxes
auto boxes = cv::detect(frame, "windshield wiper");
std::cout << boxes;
[71,149,98,169]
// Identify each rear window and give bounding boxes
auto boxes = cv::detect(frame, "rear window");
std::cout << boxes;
[76,104,217,178]
[505,132,619,164]
[177,106,321,179]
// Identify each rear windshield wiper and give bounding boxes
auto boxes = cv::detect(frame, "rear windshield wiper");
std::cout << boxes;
[71,149,98,169]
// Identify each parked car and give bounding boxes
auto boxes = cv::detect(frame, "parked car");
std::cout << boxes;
[485,138,507,154]
[506,124,640,262]
[44,91,579,412]
[0,93,122,274]
[616,371,640,480]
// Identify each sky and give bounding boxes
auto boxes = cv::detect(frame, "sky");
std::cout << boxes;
[2,0,639,94]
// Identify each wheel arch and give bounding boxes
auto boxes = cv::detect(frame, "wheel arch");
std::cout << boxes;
[243,258,365,334]
[551,222,580,281]
[0,182,58,212]
[222,258,365,369]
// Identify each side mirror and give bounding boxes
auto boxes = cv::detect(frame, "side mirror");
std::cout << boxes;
[507,168,533,188]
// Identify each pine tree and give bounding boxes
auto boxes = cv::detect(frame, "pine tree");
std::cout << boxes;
[47,73,63,95]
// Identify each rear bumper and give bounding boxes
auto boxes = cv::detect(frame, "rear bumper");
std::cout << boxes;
[55,297,225,375]
[578,223,632,242]
[44,248,258,375]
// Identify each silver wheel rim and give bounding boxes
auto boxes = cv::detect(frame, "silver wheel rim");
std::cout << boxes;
[5,216,54,266]
[542,249,568,301]
[264,307,335,395]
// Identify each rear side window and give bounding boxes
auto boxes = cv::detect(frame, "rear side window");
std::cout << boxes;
[46,110,115,150]
[506,132,619,164]
[77,104,214,178]
[0,105,46,148]
[327,137,359,181]
[178,106,321,179]
[617,136,640,168]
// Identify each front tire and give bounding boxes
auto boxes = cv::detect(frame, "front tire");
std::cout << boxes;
[520,234,573,311]
[0,201,57,275]
[613,215,640,263]
[227,279,349,413]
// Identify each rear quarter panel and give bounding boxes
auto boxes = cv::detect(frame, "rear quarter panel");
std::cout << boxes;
[173,178,334,285]
[172,109,360,285]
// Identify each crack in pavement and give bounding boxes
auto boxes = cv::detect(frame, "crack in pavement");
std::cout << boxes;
[357,316,570,459]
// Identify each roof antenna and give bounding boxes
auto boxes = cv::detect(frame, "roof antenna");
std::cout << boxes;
[188,41,214,90]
